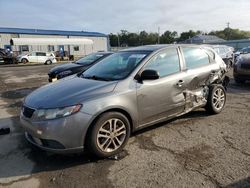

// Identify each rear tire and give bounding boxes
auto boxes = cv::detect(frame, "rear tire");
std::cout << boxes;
[86,112,131,158]
[45,60,52,65]
[205,85,226,114]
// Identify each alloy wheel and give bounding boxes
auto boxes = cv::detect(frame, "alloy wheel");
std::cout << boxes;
[212,88,225,111]
[97,118,126,153]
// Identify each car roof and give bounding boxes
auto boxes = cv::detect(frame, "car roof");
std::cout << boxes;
[95,51,113,55]
[29,51,49,53]
[120,44,212,52]
[202,44,231,49]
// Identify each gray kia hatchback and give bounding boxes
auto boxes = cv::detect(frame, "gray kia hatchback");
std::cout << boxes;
[20,45,228,158]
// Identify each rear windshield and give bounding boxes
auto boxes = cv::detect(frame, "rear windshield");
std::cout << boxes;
[75,53,105,65]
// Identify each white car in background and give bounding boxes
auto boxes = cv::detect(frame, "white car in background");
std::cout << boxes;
[17,52,57,64]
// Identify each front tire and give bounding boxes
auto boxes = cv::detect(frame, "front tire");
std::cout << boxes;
[87,112,131,158]
[21,58,28,64]
[205,85,226,114]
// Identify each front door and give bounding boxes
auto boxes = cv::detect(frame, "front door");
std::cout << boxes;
[136,48,186,127]
[28,52,38,62]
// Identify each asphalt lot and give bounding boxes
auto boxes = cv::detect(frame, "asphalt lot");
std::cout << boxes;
[0,63,249,188]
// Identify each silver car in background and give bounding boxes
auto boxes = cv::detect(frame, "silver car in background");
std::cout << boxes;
[20,45,228,158]
[210,45,234,68]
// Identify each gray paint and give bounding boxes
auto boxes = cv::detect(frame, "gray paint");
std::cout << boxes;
[20,44,227,153]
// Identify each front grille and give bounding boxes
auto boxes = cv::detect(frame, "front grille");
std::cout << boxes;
[241,63,250,69]
[22,106,35,118]
[27,134,65,149]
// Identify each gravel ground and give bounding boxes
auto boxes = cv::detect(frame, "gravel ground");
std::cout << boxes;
[0,64,249,188]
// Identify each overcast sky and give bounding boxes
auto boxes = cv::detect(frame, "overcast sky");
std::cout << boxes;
[0,0,249,34]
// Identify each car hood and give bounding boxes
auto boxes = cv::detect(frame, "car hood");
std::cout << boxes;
[49,63,83,74]
[24,76,118,109]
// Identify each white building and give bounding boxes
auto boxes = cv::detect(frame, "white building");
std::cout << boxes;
[0,27,109,59]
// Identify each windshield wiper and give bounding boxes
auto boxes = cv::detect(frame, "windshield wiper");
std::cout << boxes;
[82,75,111,81]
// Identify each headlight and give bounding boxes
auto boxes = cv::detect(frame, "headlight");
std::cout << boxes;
[32,104,82,120]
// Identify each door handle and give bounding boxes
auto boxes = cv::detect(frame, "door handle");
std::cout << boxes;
[176,80,184,88]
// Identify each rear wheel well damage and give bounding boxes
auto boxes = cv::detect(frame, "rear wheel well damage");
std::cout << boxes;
[182,69,228,114]
[84,108,134,148]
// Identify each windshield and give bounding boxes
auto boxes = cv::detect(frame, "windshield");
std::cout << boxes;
[74,53,105,65]
[82,51,150,81]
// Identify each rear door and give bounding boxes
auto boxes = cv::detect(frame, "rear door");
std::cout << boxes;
[136,47,186,127]
[180,47,216,91]
[28,52,38,62]
[36,52,47,63]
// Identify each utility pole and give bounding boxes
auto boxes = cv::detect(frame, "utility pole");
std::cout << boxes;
[226,22,230,40]
[117,33,120,47]
[158,27,160,44]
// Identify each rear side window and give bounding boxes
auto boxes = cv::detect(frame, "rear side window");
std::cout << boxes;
[36,52,46,56]
[182,48,210,69]
[144,48,180,77]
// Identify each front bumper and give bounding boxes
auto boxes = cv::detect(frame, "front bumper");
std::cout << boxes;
[20,111,94,153]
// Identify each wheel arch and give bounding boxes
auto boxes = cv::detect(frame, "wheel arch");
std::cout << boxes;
[83,107,134,148]
[21,58,29,62]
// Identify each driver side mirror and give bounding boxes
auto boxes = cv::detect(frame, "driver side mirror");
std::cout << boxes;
[140,69,160,80]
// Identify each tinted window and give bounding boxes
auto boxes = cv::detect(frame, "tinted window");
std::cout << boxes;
[182,48,210,69]
[243,48,250,53]
[144,48,180,77]
[75,53,105,65]
[36,52,46,56]
[83,52,150,81]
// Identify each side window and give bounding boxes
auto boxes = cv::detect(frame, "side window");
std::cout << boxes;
[36,52,46,56]
[144,48,180,77]
[182,47,210,69]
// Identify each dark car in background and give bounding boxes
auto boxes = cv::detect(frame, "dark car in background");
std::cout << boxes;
[48,52,113,82]
[0,48,14,64]
[234,46,250,62]
[234,53,250,83]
